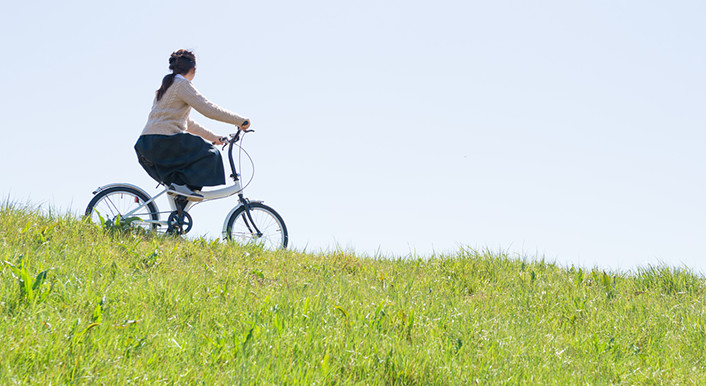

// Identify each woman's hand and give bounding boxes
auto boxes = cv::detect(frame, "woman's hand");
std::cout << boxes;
[239,120,251,131]
[213,136,228,146]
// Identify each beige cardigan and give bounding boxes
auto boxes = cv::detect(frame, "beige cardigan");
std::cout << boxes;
[141,76,248,142]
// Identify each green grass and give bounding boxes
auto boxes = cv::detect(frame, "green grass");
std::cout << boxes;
[1,203,705,384]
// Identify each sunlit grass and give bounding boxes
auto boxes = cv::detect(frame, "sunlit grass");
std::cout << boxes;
[1,203,704,383]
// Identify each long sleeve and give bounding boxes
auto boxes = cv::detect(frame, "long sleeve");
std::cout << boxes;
[186,118,219,142]
[176,81,248,126]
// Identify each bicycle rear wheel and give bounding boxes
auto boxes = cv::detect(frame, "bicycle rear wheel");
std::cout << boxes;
[85,186,160,231]
[225,202,288,250]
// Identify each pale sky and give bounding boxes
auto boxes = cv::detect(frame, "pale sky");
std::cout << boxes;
[1,1,705,273]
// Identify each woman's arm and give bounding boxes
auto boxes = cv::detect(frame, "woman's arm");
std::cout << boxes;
[186,118,220,143]
[177,80,249,127]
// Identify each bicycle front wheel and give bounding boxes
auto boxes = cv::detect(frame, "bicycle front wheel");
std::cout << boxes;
[225,202,288,250]
[85,186,160,231]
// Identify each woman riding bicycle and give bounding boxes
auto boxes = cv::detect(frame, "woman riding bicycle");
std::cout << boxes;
[134,49,250,200]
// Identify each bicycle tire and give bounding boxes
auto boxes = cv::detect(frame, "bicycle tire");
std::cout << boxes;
[225,202,288,249]
[85,186,160,231]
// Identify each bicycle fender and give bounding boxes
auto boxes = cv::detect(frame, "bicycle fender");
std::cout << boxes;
[91,183,161,217]
[221,200,263,237]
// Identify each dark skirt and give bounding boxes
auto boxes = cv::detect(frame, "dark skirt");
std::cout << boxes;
[134,133,225,188]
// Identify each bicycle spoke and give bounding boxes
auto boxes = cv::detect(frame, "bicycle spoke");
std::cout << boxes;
[102,195,120,218]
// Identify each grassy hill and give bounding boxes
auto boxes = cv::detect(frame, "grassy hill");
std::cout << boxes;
[1,204,704,384]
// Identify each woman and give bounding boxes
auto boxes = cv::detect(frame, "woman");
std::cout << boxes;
[135,49,250,200]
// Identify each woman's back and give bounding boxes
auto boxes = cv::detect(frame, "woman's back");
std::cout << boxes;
[142,75,193,136]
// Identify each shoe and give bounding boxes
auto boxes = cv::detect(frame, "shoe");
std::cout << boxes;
[167,184,204,201]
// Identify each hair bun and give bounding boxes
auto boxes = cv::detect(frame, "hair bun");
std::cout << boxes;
[167,49,196,73]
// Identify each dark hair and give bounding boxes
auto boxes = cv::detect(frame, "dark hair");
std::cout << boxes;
[155,49,196,101]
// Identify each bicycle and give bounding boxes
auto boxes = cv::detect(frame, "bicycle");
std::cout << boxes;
[84,130,288,250]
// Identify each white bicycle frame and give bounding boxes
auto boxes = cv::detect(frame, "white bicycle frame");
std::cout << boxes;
[92,179,258,236]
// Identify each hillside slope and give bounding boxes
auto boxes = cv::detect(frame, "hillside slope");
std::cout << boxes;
[1,204,704,384]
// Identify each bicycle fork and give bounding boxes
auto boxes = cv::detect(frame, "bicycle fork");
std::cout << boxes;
[238,194,263,238]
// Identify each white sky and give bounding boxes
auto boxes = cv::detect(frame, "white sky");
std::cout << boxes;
[1,1,705,273]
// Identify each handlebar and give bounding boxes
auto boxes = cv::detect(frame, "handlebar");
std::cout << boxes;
[230,128,255,143]
[219,128,254,150]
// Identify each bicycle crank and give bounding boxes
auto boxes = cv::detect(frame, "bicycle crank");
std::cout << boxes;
[167,211,193,235]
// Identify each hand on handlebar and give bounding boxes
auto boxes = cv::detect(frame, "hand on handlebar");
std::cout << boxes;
[213,120,251,146]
